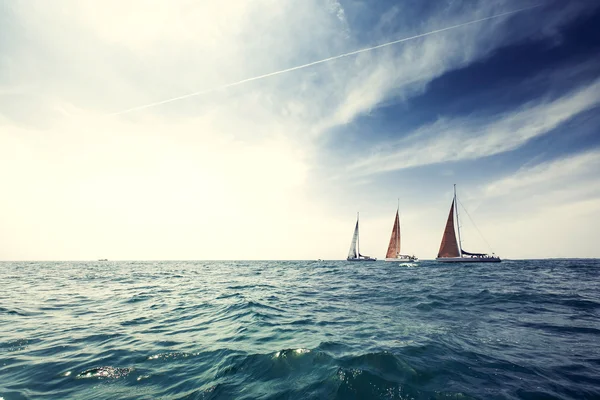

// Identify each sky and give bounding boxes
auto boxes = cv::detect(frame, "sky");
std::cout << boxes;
[1,0,599,260]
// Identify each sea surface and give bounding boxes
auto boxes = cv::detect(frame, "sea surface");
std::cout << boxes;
[1,260,599,400]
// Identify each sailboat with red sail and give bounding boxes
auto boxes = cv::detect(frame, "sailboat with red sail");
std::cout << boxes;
[436,185,501,263]
[384,203,418,262]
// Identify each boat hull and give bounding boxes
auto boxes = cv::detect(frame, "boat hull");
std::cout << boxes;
[385,257,418,262]
[347,258,377,262]
[436,257,501,263]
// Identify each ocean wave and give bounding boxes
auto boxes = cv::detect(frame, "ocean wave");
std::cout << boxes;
[1,260,599,399]
[75,366,134,379]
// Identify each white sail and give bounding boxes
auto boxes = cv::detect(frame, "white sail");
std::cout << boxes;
[347,221,359,259]
[347,214,377,261]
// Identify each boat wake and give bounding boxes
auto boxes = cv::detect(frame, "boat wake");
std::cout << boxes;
[397,262,419,267]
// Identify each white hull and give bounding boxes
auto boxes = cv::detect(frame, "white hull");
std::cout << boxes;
[347,258,377,262]
[385,257,418,262]
[436,256,501,263]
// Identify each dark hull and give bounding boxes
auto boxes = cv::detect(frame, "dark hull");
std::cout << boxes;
[436,257,501,263]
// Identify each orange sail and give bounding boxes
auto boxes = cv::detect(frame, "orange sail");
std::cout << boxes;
[437,199,460,258]
[385,211,400,258]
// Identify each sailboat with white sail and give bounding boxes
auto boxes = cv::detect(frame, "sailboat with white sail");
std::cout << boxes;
[385,203,418,262]
[436,185,501,263]
[347,213,377,262]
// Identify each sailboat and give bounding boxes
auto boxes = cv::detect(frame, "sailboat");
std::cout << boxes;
[436,185,501,263]
[385,203,418,262]
[347,213,377,262]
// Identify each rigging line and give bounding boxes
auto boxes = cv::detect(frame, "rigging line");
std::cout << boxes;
[457,198,495,254]
[111,4,541,116]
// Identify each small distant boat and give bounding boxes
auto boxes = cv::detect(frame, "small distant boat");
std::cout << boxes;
[347,213,376,261]
[436,185,501,263]
[385,202,418,262]
[98,259,108,261]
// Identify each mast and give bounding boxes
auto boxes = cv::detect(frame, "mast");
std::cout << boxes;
[357,212,360,257]
[454,184,463,256]
[397,199,400,255]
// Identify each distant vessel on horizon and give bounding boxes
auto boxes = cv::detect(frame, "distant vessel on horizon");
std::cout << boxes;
[347,213,376,262]
[98,259,108,261]
[385,202,418,262]
[436,185,501,263]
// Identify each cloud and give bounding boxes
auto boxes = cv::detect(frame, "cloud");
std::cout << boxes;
[111,4,544,116]
[483,148,600,208]
[473,150,600,258]
[2,0,590,132]
[347,77,600,176]
[0,0,598,259]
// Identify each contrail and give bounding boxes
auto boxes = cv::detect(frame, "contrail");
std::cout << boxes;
[112,4,540,115]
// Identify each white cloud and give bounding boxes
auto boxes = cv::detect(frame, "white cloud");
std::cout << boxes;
[484,150,600,201]
[458,150,600,259]
[347,77,600,176]
[0,0,597,259]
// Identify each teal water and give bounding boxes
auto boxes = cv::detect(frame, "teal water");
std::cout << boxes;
[1,260,599,399]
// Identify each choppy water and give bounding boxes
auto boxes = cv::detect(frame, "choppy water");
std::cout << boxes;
[1,260,599,399]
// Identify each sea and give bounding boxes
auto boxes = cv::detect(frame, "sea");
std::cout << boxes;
[1,260,599,400]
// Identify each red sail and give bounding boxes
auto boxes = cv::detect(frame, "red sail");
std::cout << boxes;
[385,211,400,258]
[437,199,460,258]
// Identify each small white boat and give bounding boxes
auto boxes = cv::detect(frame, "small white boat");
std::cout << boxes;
[346,213,377,262]
[384,202,418,262]
[436,185,501,263]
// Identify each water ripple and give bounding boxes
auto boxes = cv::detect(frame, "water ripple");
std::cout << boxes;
[1,259,599,399]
